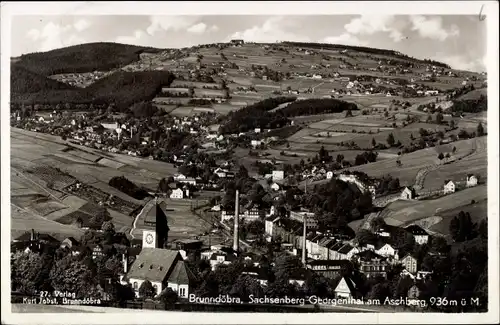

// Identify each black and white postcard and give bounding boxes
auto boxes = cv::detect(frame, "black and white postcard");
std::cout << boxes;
[1,1,498,324]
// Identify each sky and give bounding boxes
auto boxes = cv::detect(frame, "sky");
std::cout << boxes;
[11,15,487,72]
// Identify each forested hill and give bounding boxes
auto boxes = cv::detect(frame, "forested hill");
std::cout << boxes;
[13,42,163,76]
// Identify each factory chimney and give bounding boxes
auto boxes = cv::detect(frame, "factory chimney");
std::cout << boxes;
[233,189,240,253]
[301,180,308,265]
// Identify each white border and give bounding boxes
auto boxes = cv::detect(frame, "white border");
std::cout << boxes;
[1,1,499,324]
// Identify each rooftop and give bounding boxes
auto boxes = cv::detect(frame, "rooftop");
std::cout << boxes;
[126,248,181,282]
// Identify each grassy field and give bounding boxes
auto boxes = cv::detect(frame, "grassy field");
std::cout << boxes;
[430,199,487,235]
[348,136,486,186]
[11,205,84,241]
[10,128,187,239]
[423,142,487,190]
[131,198,209,241]
[381,185,487,227]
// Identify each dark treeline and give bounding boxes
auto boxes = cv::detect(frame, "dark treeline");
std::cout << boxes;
[220,98,357,134]
[14,42,163,76]
[280,98,358,117]
[282,42,451,68]
[452,95,487,113]
[220,97,296,134]
[108,176,152,200]
[11,70,175,111]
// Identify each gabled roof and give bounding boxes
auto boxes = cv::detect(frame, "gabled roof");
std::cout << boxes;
[356,250,387,262]
[14,231,59,243]
[329,241,344,251]
[264,215,280,222]
[167,261,198,285]
[326,240,341,250]
[375,242,394,250]
[308,260,352,267]
[63,237,79,245]
[332,276,357,293]
[126,248,180,282]
[242,266,270,280]
[405,225,429,236]
[210,252,237,261]
[401,253,416,261]
[337,244,356,254]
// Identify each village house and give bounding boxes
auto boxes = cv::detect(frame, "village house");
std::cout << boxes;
[424,90,439,96]
[169,188,188,200]
[251,140,262,148]
[374,243,398,259]
[333,276,357,299]
[221,209,237,222]
[270,182,280,191]
[288,270,308,287]
[400,254,418,274]
[230,39,244,46]
[214,167,230,178]
[443,180,456,194]
[241,266,270,286]
[416,270,433,280]
[405,225,429,245]
[243,207,261,222]
[290,210,318,229]
[125,248,197,299]
[101,121,119,130]
[209,250,238,270]
[329,242,359,260]
[174,239,203,260]
[326,171,334,180]
[264,215,281,241]
[60,237,79,250]
[272,170,284,181]
[401,186,417,200]
[355,250,389,278]
[306,260,352,279]
[466,174,478,187]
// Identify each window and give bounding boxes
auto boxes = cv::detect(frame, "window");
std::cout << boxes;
[133,282,138,290]
[179,287,186,297]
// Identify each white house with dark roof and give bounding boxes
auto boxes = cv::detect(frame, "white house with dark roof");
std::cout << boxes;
[405,225,429,245]
[466,174,478,187]
[333,276,357,299]
[400,254,418,274]
[443,180,456,194]
[125,248,197,299]
[374,243,398,259]
[401,187,416,200]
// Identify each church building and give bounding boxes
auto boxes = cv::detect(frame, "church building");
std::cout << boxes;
[125,198,198,299]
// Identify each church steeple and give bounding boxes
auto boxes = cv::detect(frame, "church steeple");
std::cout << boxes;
[142,197,170,249]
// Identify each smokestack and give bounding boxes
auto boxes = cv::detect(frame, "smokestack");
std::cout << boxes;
[233,189,240,253]
[302,179,307,265]
[122,253,128,273]
[31,229,35,241]
[302,214,307,265]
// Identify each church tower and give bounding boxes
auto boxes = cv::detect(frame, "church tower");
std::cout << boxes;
[142,197,170,249]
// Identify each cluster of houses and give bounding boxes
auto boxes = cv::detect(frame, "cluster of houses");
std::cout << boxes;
[12,110,221,159]
[400,174,479,201]
[264,213,434,281]
[49,71,111,88]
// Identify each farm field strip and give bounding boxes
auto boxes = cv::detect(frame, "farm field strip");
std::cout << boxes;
[11,204,84,240]
[382,185,487,226]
